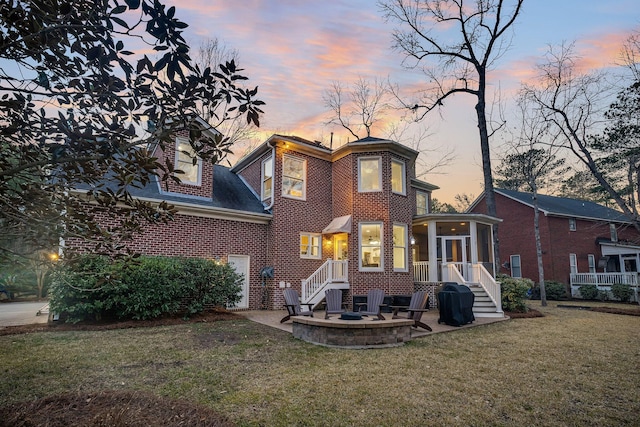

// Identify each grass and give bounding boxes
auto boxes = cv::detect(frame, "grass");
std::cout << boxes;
[1,301,639,426]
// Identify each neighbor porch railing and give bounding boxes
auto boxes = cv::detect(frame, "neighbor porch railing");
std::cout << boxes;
[301,259,348,303]
[570,272,638,286]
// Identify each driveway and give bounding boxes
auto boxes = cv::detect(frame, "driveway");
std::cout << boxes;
[0,301,49,327]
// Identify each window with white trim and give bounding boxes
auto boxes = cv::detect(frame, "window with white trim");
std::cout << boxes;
[570,253,578,275]
[416,191,428,215]
[510,255,522,278]
[393,223,408,271]
[261,156,273,202]
[282,155,306,199]
[588,254,596,273]
[569,218,576,231]
[610,224,618,242]
[391,159,406,195]
[300,233,321,259]
[175,138,201,185]
[360,222,383,270]
[358,157,381,192]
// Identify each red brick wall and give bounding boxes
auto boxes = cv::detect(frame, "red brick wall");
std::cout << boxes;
[268,146,333,309]
[471,193,640,284]
[67,207,269,309]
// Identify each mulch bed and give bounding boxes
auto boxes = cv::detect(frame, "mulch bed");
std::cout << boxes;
[505,308,544,319]
[0,390,234,427]
[0,309,240,337]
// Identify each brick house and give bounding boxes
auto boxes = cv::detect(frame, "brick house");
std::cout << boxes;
[69,127,504,315]
[469,188,640,300]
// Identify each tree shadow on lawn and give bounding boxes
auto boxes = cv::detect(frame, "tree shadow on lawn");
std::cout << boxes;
[0,390,234,427]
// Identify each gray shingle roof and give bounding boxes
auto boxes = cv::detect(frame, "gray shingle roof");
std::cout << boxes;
[78,164,267,215]
[496,188,629,223]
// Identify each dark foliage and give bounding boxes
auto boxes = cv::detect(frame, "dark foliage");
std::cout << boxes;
[0,1,264,261]
[49,255,243,322]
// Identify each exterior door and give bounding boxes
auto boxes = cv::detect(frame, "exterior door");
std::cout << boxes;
[334,233,348,261]
[333,233,348,279]
[442,237,468,279]
[228,255,250,309]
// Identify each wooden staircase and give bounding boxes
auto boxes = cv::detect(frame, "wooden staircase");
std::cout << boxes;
[468,284,504,318]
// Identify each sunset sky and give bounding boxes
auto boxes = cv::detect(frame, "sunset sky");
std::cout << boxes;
[166,0,639,203]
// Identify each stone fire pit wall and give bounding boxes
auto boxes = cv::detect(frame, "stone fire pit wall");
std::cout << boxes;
[292,317,414,349]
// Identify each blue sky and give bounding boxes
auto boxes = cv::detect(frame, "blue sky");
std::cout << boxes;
[167,0,638,202]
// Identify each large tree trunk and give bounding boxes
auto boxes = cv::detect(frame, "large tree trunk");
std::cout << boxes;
[475,80,500,274]
[532,187,547,306]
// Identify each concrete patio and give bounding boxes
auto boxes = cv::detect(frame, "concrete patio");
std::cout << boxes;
[240,308,509,340]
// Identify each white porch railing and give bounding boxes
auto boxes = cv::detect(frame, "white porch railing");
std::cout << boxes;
[469,264,502,312]
[571,272,638,286]
[413,261,429,283]
[301,259,348,304]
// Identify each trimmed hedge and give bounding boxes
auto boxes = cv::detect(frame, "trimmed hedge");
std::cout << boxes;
[579,284,598,300]
[530,281,568,301]
[611,283,633,303]
[50,255,243,323]
[498,275,533,312]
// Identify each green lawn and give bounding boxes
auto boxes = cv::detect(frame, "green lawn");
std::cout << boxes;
[1,301,639,426]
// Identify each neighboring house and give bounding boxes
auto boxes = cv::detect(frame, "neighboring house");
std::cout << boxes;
[469,188,640,300]
[68,126,504,316]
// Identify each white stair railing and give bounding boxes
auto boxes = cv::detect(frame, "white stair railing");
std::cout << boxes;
[301,259,348,303]
[469,264,502,312]
[442,263,465,283]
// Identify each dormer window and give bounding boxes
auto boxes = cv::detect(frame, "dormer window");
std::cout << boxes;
[175,138,201,185]
[358,157,381,192]
[391,159,406,195]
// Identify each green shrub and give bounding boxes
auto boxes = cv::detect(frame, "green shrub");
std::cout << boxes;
[530,281,568,300]
[49,255,116,322]
[611,283,633,303]
[50,255,243,323]
[578,284,598,300]
[498,275,533,312]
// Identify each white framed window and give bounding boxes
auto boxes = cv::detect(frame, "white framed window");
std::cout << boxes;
[393,223,408,271]
[300,233,321,259]
[569,218,576,231]
[175,138,202,185]
[588,254,596,273]
[359,222,383,271]
[510,255,522,278]
[610,224,618,242]
[570,253,578,275]
[282,155,306,200]
[416,191,428,215]
[358,157,381,192]
[261,156,273,202]
[391,159,406,195]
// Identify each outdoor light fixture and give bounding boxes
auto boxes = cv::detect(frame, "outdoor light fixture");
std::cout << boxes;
[410,236,416,245]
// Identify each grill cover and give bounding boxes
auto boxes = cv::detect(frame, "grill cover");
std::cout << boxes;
[437,283,475,326]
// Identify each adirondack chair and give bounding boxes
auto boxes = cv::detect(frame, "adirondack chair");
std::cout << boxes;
[356,289,386,320]
[324,288,346,319]
[392,291,432,331]
[280,288,314,323]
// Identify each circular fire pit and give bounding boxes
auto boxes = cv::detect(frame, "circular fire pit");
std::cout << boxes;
[292,316,414,349]
[339,312,363,320]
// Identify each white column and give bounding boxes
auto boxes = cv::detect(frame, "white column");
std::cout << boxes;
[428,221,438,282]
